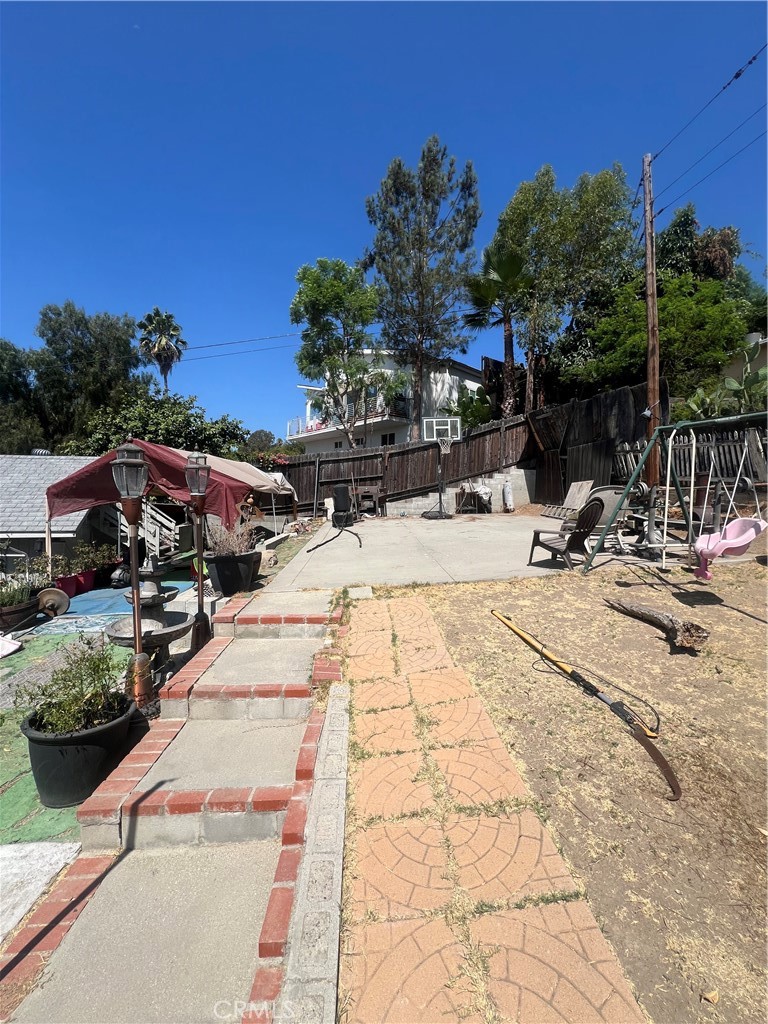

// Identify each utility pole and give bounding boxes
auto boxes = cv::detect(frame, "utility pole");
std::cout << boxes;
[642,153,660,487]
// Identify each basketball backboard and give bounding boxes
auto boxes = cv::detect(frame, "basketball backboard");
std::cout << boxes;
[422,417,462,442]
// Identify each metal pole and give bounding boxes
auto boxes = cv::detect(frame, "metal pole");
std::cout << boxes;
[121,497,152,708]
[643,153,661,491]
[191,499,211,653]
[582,426,661,573]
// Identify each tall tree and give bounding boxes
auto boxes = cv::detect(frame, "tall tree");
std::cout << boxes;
[365,136,480,439]
[31,300,141,448]
[137,307,188,392]
[290,258,381,448]
[495,164,636,410]
[463,245,530,417]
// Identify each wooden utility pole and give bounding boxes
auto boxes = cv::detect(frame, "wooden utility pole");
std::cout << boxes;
[642,153,660,487]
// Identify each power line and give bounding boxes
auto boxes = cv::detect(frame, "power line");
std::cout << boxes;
[186,331,301,351]
[655,103,767,200]
[656,130,767,217]
[184,341,301,362]
[652,43,767,161]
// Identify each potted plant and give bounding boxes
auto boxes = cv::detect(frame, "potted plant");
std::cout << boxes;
[49,553,79,598]
[72,541,98,594]
[93,544,121,589]
[204,520,262,596]
[15,633,135,807]
[0,577,38,632]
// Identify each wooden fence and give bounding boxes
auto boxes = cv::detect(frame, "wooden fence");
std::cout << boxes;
[282,416,532,512]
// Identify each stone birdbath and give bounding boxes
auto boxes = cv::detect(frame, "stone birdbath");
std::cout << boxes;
[105,610,194,684]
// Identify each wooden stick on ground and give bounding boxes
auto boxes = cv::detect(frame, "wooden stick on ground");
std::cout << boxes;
[604,598,710,653]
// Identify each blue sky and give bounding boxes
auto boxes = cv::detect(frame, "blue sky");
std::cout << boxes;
[1,1,766,440]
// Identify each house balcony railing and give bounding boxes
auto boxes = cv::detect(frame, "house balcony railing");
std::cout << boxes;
[287,397,410,438]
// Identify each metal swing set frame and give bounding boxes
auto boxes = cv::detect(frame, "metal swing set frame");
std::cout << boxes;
[581,410,768,574]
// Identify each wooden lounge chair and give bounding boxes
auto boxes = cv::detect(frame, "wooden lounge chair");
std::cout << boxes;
[528,498,604,570]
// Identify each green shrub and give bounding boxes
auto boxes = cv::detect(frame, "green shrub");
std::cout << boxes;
[14,633,127,734]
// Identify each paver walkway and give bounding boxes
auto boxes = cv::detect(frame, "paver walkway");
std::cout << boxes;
[339,596,645,1024]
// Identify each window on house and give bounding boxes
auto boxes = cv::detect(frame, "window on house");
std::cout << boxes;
[354,437,366,447]
[381,432,395,446]
[333,441,343,449]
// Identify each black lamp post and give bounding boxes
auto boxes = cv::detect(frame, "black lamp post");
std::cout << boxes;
[111,443,152,709]
[185,452,212,652]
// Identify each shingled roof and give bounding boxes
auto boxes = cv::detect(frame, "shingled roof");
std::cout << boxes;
[0,455,97,537]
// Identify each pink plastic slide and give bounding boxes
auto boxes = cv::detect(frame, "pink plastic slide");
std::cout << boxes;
[693,517,768,581]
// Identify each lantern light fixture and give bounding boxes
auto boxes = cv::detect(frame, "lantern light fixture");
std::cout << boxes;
[185,451,211,497]
[111,442,149,499]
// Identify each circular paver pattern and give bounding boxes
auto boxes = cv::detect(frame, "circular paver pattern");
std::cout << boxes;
[349,604,392,634]
[398,642,452,675]
[342,918,481,1023]
[352,752,434,820]
[446,812,575,900]
[387,599,434,631]
[351,821,452,920]
[428,698,499,746]
[408,668,475,706]
[470,903,645,1023]
[353,679,410,712]
[433,741,528,804]
[355,707,420,754]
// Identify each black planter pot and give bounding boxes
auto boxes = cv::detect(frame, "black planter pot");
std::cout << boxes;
[20,699,136,808]
[205,550,261,597]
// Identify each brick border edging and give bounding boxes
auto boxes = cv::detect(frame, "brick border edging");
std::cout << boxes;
[158,636,234,708]
[241,635,346,1024]
[0,854,117,1019]
[240,706,324,1024]
[272,682,349,1024]
[75,717,187,848]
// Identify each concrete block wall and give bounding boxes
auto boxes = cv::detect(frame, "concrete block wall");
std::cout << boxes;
[386,468,535,517]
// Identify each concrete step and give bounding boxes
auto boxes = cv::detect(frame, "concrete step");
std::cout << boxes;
[213,589,339,638]
[79,717,321,850]
[160,636,325,719]
[12,841,280,1024]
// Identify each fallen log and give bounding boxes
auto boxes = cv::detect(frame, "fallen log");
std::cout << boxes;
[604,598,709,653]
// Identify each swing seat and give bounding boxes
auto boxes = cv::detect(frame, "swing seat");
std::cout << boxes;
[693,517,768,580]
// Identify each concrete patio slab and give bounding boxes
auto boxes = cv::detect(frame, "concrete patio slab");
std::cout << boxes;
[267,515,561,592]
[12,840,280,1024]
[134,720,305,791]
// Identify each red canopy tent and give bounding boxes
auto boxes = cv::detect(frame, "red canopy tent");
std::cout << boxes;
[45,440,291,545]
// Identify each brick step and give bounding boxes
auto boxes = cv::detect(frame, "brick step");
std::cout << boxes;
[184,682,313,720]
[212,596,342,639]
[117,784,301,849]
[159,636,326,719]
[77,711,323,851]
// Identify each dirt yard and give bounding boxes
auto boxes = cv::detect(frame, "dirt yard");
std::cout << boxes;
[378,552,767,1024]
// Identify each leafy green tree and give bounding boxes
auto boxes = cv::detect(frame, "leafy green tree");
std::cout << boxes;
[441,383,493,428]
[62,381,248,457]
[495,164,636,410]
[365,136,480,439]
[464,246,530,417]
[656,204,742,281]
[137,307,188,393]
[31,301,142,449]
[290,258,381,448]
[564,274,749,397]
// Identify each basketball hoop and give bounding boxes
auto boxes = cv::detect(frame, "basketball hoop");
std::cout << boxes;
[438,437,453,455]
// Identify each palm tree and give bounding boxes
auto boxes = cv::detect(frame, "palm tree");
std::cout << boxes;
[464,246,530,418]
[137,307,187,393]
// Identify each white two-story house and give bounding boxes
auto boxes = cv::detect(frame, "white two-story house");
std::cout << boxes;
[286,352,485,453]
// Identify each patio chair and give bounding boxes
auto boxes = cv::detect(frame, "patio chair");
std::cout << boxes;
[528,498,604,570]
